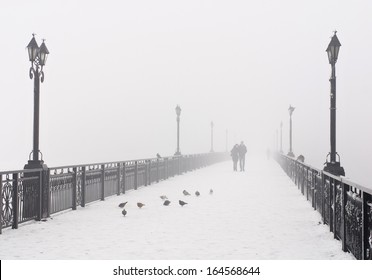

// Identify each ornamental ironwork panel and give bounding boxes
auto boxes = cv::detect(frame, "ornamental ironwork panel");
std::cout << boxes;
[345,191,363,260]
[159,161,165,180]
[125,163,135,191]
[136,160,146,187]
[315,174,323,215]
[150,159,157,183]
[306,169,313,204]
[85,169,102,204]
[104,167,118,197]
[49,171,74,214]
[19,173,41,222]
[368,200,372,259]
[324,177,331,225]
[1,176,14,228]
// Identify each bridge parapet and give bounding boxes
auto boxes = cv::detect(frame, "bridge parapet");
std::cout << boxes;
[276,153,372,260]
[0,152,229,234]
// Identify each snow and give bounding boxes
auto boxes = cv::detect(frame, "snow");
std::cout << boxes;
[0,155,354,260]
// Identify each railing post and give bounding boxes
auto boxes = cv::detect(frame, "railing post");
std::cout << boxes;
[333,180,338,239]
[301,167,305,195]
[117,163,121,195]
[341,182,348,252]
[305,168,309,200]
[101,164,105,201]
[134,161,138,190]
[81,166,86,207]
[148,160,152,185]
[362,192,371,260]
[39,170,44,220]
[312,171,316,209]
[321,172,325,223]
[296,164,299,188]
[144,161,148,186]
[156,159,159,183]
[0,174,2,234]
[12,173,19,229]
[330,178,334,233]
[164,158,169,180]
[72,167,77,210]
[122,163,126,194]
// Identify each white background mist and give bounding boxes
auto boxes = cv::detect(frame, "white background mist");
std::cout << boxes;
[1,0,372,186]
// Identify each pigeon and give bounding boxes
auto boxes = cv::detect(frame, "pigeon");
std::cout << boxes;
[163,200,171,206]
[137,202,145,208]
[179,200,188,207]
[118,202,128,208]
[195,191,200,196]
[183,190,191,196]
[209,189,213,195]
[122,209,127,217]
[160,195,168,200]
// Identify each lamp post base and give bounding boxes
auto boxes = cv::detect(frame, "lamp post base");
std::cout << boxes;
[287,151,295,157]
[23,159,49,219]
[323,162,345,176]
[174,151,181,156]
[24,160,48,170]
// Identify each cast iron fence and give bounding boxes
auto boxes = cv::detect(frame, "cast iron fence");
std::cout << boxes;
[276,153,372,260]
[1,152,228,233]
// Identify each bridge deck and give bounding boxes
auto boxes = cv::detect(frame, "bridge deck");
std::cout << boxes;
[0,156,354,259]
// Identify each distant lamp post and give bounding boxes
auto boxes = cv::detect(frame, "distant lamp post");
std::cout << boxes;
[280,121,283,153]
[210,121,214,152]
[174,105,181,156]
[24,34,49,169]
[324,31,345,176]
[287,105,295,157]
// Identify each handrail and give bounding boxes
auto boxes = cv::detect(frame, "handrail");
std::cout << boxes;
[276,152,372,260]
[0,152,230,235]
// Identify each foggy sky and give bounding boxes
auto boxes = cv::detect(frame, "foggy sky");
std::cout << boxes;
[1,0,372,186]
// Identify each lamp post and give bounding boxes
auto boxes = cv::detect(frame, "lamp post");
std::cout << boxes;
[24,34,49,170]
[324,31,345,176]
[280,121,283,153]
[210,121,214,152]
[287,105,295,157]
[174,105,181,156]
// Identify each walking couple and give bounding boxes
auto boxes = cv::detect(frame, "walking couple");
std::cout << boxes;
[231,141,247,171]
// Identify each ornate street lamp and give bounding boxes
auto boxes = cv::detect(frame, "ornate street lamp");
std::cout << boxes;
[24,34,49,169]
[174,105,181,156]
[287,105,295,157]
[210,121,214,152]
[324,31,345,176]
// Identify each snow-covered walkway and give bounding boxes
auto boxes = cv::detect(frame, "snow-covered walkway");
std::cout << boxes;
[0,156,354,260]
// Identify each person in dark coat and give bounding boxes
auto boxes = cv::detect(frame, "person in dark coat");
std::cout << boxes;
[238,141,247,171]
[230,144,239,171]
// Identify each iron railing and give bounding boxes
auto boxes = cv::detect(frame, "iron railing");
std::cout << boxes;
[276,153,372,260]
[1,152,228,233]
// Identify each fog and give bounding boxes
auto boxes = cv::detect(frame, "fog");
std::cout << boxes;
[1,0,372,186]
